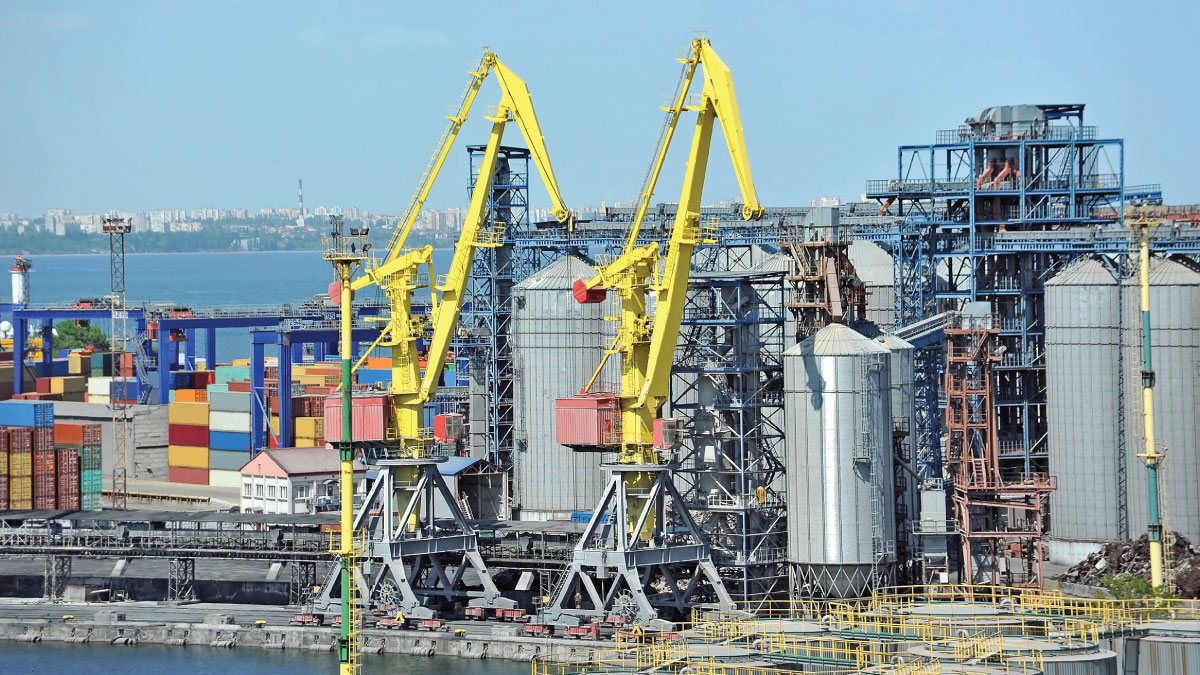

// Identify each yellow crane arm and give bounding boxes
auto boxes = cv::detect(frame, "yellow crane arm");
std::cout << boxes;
[696,41,763,222]
[348,246,433,292]
[384,53,493,261]
[623,42,703,251]
[491,58,571,224]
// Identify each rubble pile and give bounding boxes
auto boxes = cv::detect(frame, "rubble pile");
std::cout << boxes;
[1059,532,1200,598]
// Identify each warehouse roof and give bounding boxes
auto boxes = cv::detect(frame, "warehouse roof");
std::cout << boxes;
[243,447,367,477]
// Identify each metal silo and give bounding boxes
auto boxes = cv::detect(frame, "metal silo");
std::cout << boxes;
[849,241,896,330]
[1121,258,1200,544]
[875,333,917,569]
[1045,259,1121,561]
[512,255,614,520]
[784,323,896,598]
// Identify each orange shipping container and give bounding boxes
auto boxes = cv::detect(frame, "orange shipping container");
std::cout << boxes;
[175,388,208,403]
[366,357,391,370]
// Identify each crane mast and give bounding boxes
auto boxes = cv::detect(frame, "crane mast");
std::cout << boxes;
[544,37,758,628]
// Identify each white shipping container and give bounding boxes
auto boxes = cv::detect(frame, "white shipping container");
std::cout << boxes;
[208,469,243,489]
[209,410,251,433]
[87,376,113,396]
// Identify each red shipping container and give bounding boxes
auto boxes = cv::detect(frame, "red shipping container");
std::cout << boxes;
[0,475,7,509]
[54,422,103,446]
[8,427,33,452]
[192,371,215,388]
[0,428,8,454]
[56,446,80,473]
[323,395,388,442]
[228,380,251,393]
[34,448,55,475]
[32,427,54,453]
[169,423,209,446]
[36,377,52,394]
[13,392,62,401]
[307,386,335,396]
[33,472,56,501]
[57,493,80,510]
[555,394,621,447]
[434,413,464,443]
[168,466,209,485]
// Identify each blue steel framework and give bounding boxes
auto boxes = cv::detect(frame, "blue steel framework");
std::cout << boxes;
[669,269,788,605]
[865,105,1143,481]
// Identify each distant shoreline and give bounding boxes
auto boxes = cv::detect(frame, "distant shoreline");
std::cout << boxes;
[22,249,328,257]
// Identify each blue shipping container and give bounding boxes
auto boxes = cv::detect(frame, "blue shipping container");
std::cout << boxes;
[110,378,142,400]
[0,401,54,427]
[209,430,251,451]
[35,359,71,377]
[356,368,391,386]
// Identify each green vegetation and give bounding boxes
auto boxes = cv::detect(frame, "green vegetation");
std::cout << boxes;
[53,321,109,350]
[1099,574,1179,600]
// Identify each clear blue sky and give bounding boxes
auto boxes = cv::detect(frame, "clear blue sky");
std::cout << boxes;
[1,1,1196,217]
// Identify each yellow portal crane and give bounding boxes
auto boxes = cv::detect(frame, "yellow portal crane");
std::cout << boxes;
[570,36,763,466]
[543,36,752,626]
[349,50,571,458]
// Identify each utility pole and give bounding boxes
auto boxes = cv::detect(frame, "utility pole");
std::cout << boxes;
[1127,204,1166,589]
[103,215,132,510]
[323,215,366,674]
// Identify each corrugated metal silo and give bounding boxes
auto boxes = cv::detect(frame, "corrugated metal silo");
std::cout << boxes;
[875,333,917,561]
[1045,259,1121,558]
[784,323,896,597]
[1121,258,1200,544]
[511,255,614,520]
[848,241,895,330]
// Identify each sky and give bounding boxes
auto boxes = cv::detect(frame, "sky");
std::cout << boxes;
[0,0,1197,217]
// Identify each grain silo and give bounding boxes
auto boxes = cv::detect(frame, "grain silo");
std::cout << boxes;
[511,255,614,520]
[1121,258,1200,544]
[784,323,896,598]
[848,241,896,330]
[1045,258,1122,562]
[875,333,917,566]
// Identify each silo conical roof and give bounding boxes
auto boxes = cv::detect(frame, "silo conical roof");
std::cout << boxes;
[514,254,598,290]
[1046,258,1117,286]
[786,322,891,356]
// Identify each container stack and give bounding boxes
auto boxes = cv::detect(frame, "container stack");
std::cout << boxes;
[209,388,251,488]
[167,399,209,485]
[0,401,55,510]
[55,422,103,510]
[324,393,388,442]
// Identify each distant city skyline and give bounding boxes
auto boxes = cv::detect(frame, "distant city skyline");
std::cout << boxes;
[1,2,1197,215]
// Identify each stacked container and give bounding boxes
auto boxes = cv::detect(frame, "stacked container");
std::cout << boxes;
[0,401,54,510]
[324,394,388,442]
[167,399,209,485]
[56,421,103,510]
[32,426,55,509]
[0,430,8,509]
[209,389,251,487]
[7,427,33,509]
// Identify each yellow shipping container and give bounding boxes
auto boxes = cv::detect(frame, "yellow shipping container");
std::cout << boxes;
[168,445,209,469]
[295,374,326,386]
[231,358,251,366]
[294,416,325,438]
[168,402,210,426]
[68,352,85,375]
[9,451,32,477]
[10,499,32,510]
[51,375,87,393]
[88,394,111,404]
[270,416,280,436]
[294,437,317,447]
[9,476,32,502]
[0,450,6,474]
[61,391,86,402]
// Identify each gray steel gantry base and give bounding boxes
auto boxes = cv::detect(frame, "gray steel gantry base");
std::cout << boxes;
[314,458,513,620]
[541,463,733,628]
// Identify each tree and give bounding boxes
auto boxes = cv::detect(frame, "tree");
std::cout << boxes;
[54,321,109,350]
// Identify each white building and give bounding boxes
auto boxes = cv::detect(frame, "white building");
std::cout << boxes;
[239,446,367,515]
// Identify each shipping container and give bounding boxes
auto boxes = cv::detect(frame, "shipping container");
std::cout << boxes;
[214,365,251,384]
[227,380,251,393]
[209,430,251,451]
[175,388,207,403]
[167,445,209,469]
[50,376,86,394]
[293,416,324,439]
[33,472,56,506]
[168,424,209,447]
[110,377,141,401]
[324,395,388,442]
[208,468,242,489]
[90,352,114,376]
[0,400,54,427]
[168,466,209,485]
[68,352,85,375]
[32,426,53,453]
[9,475,32,503]
[209,449,250,471]
[209,411,251,434]
[0,475,7,509]
[79,445,102,471]
[433,413,463,443]
[555,395,620,446]
[167,402,209,426]
[54,422,103,446]
[209,391,251,413]
[33,448,55,475]
[36,377,52,394]
[8,426,33,452]
[55,446,80,473]
[80,468,102,494]
[356,368,391,386]
[81,493,101,511]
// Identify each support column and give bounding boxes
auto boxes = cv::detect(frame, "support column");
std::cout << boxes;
[183,329,197,369]
[167,557,196,602]
[157,323,173,404]
[40,319,53,376]
[13,316,26,395]
[278,339,293,448]
[43,555,71,600]
[251,336,268,453]
[204,327,217,371]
